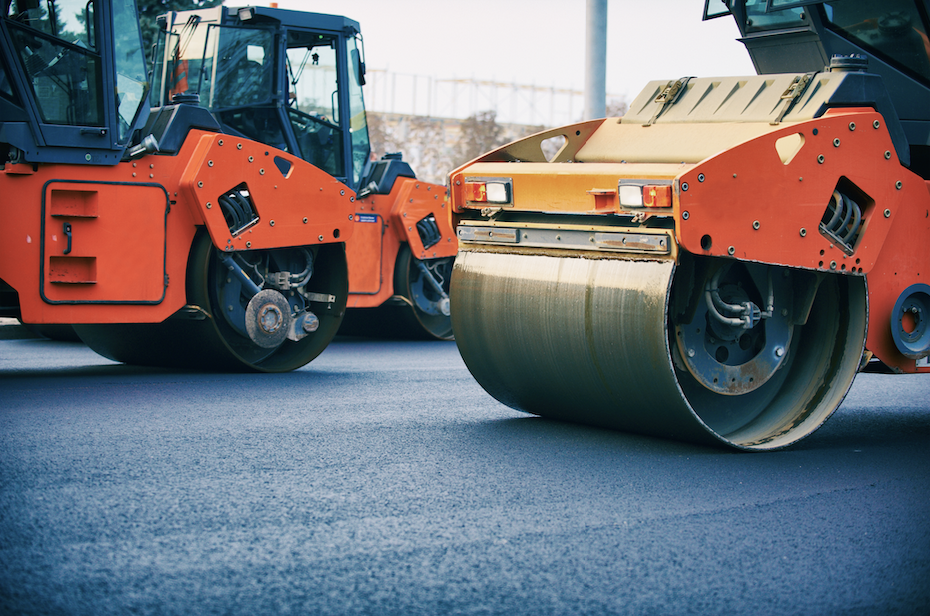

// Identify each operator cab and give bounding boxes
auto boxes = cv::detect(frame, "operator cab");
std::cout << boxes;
[0,0,149,164]
[705,0,930,176]
[153,5,371,190]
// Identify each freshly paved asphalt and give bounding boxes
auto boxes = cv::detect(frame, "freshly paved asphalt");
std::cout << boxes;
[1,328,929,615]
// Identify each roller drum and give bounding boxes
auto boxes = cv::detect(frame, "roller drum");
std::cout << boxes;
[451,250,867,450]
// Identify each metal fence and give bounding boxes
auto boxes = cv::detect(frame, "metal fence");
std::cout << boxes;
[363,70,624,127]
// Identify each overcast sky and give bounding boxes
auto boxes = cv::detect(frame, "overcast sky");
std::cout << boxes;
[266,0,756,101]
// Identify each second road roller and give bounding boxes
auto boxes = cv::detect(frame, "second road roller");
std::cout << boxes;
[152,5,456,340]
[0,0,354,371]
[448,0,930,450]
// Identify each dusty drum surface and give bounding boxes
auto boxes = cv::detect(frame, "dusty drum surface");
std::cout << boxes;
[451,249,867,450]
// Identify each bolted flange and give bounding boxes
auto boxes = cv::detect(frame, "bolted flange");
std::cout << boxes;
[245,289,292,348]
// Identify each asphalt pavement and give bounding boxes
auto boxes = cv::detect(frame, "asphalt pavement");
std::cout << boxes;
[1,332,929,615]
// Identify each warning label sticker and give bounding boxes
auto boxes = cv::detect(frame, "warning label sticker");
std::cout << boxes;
[356,214,379,223]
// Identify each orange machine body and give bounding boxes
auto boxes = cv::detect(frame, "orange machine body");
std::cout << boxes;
[151,5,458,339]
[346,178,455,308]
[452,107,929,374]
[676,108,929,374]
[1,130,355,325]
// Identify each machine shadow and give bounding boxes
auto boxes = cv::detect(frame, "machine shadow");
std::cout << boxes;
[0,361,357,383]
[790,405,930,452]
[468,414,725,457]
[469,403,930,457]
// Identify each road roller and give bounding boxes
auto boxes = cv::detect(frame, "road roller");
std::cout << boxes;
[449,0,930,450]
[153,5,455,340]
[0,0,354,371]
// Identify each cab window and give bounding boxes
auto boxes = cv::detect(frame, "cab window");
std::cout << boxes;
[743,0,808,31]
[206,25,274,108]
[5,0,103,126]
[285,31,344,178]
[823,0,930,83]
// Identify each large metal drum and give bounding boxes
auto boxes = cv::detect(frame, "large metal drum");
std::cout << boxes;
[451,249,867,450]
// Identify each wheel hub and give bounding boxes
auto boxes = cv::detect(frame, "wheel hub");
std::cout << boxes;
[245,289,291,348]
[259,303,284,333]
[675,264,793,396]
[891,283,930,359]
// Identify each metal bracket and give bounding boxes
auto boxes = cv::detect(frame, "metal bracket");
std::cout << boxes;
[771,72,816,125]
[219,253,262,297]
[645,77,692,126]
[305,292,336,305]
[415,260,449,302]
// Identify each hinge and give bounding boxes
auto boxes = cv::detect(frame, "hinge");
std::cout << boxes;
[645,77,693,126]
[771,72,816,125]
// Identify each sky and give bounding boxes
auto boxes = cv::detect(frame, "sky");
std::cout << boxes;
[259,0,757,124]
[265,0,755,97]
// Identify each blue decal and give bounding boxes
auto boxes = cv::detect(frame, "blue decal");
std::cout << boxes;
[356,214,379,223]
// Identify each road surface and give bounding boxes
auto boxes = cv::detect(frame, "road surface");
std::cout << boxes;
[1,329,929,615]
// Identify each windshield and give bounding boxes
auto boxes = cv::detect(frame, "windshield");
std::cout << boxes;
[205,24,274,108]
[5,0,103,126]
[284,31,344,178]
[822,0,930,83]
[154,16,360,182]
[156,19,275,109]
[346,35,370,186]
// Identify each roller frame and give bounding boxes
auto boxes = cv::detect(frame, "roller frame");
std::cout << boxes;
[153,5,458,341]
[449,70,929,449]
[1,128,355,371]
[452,108,929,375]
[347,176,456,308]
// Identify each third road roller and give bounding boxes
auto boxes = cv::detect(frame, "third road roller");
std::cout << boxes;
[448,0,930,450]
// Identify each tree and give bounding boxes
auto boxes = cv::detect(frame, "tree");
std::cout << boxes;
[606,97,628,117]
[455,111,503,166]
[367,113,402,159]
[368,112,563,184]
[367,113,457,185]
[136,0,222,65]
[405,116,457,184]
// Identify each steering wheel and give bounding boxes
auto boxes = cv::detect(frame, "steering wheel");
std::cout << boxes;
[290,108,339,133]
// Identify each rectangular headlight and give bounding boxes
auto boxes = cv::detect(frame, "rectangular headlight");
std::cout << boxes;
[618,185,644,207]
[464,177,513,206]
[618,180,673,208]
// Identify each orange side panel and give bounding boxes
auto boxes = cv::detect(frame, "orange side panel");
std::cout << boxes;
[864,179,930,373]
[389,179,456,260]
[676,109,929,373]
[41,182,168,304]
[179,132,355,252]
[345,212,385,295]
[0,166,196,323]
[677,109,901,274]
[348,178,453,308]
[1,131,356,325]
[1,156,198,325]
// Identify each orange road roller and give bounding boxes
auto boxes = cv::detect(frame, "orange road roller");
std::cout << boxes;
[153,5,455,340]
[1,0,353,371]
[448,0,929,449]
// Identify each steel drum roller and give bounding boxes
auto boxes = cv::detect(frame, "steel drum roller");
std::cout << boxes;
[451,249,867,450]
